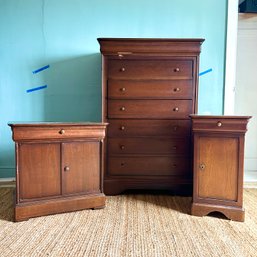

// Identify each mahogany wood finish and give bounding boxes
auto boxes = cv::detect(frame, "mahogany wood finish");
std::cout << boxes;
[9,122,107,221]
[98,38,204,195]
[190,115,251,222]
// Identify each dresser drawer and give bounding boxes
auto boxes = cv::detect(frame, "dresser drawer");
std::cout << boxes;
[108,138,190,155]
[108,100,192,119]
[11,125,107,141]
[108,79,193,99]
[108,120,191,137]
[190,116,250,133]
[108,59,193,79]
[108,156,191,176]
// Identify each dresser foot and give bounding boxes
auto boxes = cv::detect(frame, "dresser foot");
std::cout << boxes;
[191,203,245,222]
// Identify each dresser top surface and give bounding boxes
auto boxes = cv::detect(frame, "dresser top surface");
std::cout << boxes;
[190,115,252,120]
[8,122,108,128]
[98,38,205,43]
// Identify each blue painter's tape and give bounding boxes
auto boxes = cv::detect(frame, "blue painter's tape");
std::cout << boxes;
[26,85,47,93]
[199,68,213,76]
[32,65,50,74]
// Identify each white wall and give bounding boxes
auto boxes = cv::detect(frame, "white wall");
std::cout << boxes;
[235,13,257,182]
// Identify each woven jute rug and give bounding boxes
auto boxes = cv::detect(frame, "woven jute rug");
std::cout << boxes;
[0,188,257,257]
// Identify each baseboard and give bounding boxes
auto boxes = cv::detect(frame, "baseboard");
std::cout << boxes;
[0,177,15,188]
[244,170,257,188]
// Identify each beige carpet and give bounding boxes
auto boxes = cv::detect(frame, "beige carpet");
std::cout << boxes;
[0,188,257,257]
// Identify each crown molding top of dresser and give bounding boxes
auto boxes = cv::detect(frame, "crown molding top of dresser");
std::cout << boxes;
[98,38,205,55]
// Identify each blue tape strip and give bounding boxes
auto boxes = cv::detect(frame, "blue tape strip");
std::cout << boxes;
[199,68,213,76]
[32,65,50,74]
[26,85,47,93]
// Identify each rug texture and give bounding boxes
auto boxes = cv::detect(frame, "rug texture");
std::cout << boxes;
[0,188,257,257]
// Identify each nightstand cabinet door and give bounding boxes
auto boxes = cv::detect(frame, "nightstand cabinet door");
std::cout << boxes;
[62,142,100,195]
[197,136,238,201]
[18,143,61,200]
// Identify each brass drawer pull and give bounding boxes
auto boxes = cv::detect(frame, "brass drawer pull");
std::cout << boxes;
[173,107,179,112]
[120,107,126,111]
[217,121,222,127]
[199,163,206,171]
[174,68,180,72]
[64,166,70,172]
[120,145,125,150]
[174,88,180,92]
[59,129,65,135]
[120,87,126,92]
[120,67,126,72]
[120,126,125,130]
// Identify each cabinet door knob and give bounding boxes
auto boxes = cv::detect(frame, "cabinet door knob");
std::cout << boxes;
[120,67,126,72]
[173,107,179,112]
[120,87,126,92]
[217,121,222,127]
[120,126,125,130]
[199,163,206,171]
[174,68,180,72]
[64,166,70,172]
[59,129,65,134]
[120,107,126,111]
[120,145,125,150]
[174,87,180,92]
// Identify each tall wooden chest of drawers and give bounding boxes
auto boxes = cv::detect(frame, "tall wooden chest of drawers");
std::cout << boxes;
[98,38,204,195]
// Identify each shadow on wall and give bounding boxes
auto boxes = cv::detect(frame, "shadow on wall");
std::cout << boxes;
[43,53,102,122]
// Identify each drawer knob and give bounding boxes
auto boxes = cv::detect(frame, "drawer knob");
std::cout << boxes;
[120,107,126,111]
[173,146,177,150]
[217,121,222,127]
[120,145,125,150]
[64,166,70,172]
[174,88,180,92]
[120,67,126,72]
[173,107,179,112]
[173,126,178,131]
[174,68,180,72]
[120,87,126,92]
[199,163,206,171]
[120,126,125,130]
[121,162,125,166]
[59,129,65,134]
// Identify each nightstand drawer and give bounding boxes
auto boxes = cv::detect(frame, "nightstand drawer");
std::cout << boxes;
[108,79,193,99]
[108,137,190,155]
[11,124,107,141]
[190,116,250,133]
[108,119,191,137]
[108,156,191,176]
[108,59,193,79]
[108,100,192,119]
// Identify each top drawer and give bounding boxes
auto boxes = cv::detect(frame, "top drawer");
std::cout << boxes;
[190,115,251,133]
[10,125,107,141]
[108,59,193,79]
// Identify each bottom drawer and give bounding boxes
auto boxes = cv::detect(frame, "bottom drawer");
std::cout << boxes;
[108,156,191,176]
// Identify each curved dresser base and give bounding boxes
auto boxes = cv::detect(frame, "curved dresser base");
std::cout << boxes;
[191,203,245,222]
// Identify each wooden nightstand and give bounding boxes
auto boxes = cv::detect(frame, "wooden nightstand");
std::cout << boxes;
[9,122,107,221]
[190,115,251,221]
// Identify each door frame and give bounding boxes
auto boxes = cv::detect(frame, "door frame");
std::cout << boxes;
[224,0,238,114]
